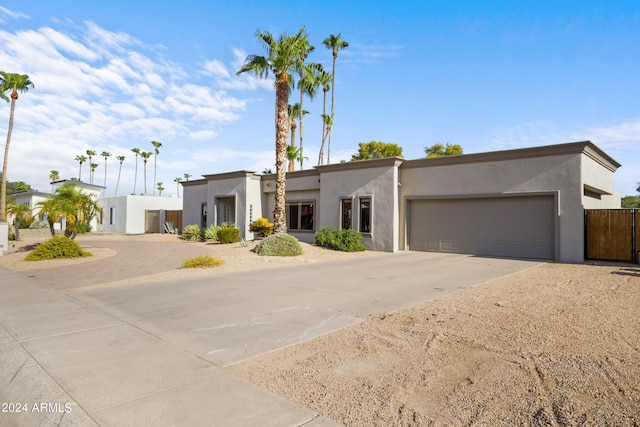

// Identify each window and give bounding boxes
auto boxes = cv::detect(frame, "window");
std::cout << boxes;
[340,199,352,230]
[287,201,314,231]
[201,203,207,228]
[359,197,371,233]
[109,207,114,225]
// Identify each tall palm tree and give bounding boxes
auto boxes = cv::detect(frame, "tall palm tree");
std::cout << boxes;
[184,173,191,181]
[237,27,309,233]
[131,148,141,194]
[174,177,182,197]
[75,155,87,181]
[316,68,332,166]
[0,72,34,222]
[90,163,98,185]
[6,201,31,240]
[101,151,111,188]
[286,145,307,172]
[295,38,315,170]
[157,182,164,196]
[114,155,125,196]
[85,150,96,183]
[287,103,308,172]
[141,151,152,194]
[322,34,349,164]
[150,140,162,195]
[49,170,59,193]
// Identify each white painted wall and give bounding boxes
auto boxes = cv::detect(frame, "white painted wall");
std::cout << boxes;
[0,222,7,256]
[98,195,183,234]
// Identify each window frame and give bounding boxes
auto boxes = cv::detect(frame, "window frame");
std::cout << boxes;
[340,197,353,230]
[358,196,373,234]
[286,200,316,232]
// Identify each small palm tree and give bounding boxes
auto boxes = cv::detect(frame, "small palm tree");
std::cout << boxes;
[184,173,191,181]
[286,145,306,171]
[174,177,182,197]
[6,201,31,240]
[49,170,59,193]
[141,151,152,194]
[151,140,162,195]
[287,103,308,172]
[114,155,125,196]
[90,163,98,185]
[131,148,141,194]
[51,185,102,239]
[0,72,34,222]
[36,197,63,237]
[75,155,87,181]
[157,182,164,196]
[101,151,111,188]
[322,34,349,164]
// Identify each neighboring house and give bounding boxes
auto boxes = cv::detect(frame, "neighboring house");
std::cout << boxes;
[7,190,52,223]
[185,141,620,263]
[98,195,183,234]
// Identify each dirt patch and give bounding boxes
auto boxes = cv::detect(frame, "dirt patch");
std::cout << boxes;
[228,263,640,426]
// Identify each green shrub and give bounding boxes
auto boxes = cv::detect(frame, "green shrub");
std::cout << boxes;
[249,217,274,237]
[254,233,303,257]
[217,227,240,244]
[183,224,203,241]
[181,255,224,268]
[221,221,236,228]
[204,224,220,242]
[8,231,16,241]
[315,227,366,252]
[18,217,34,229]
[25,236,92,261]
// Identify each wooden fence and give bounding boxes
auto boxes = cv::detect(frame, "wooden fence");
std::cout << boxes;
[144,209,183,234]
[585,209,640,262]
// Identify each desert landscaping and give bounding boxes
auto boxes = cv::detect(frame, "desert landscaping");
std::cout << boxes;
[2,232,639,425]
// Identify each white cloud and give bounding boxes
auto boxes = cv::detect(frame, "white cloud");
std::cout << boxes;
[0,6,29,22]
[203,59,230,78]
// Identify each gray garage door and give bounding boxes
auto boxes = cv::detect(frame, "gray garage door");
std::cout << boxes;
[408,196,555,260]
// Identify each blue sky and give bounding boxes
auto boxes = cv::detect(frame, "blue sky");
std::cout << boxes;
[1,1,639,197]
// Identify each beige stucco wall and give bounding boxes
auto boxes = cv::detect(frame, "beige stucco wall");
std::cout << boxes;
[399,153,584,262]
[581,153,621,209]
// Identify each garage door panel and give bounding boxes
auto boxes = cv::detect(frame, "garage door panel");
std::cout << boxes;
[409,196,554,260]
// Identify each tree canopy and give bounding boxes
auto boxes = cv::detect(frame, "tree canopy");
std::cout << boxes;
[351,141,403,161]
[424,143,464,158]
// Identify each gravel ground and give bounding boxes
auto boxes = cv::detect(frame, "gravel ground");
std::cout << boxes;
[3,232,639,425]
[229,263,640,426]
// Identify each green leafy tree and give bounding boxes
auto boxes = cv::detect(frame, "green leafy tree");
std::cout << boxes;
[237,27,309,233]
[151,140,162,195]
[36,197,63,236]
[6,201,31,240]
[131,148,141,194]
[141,151,152,194]
[114,155,125,196]
[424,143,464,158]
[184,173,191,181]
[157,182,164,196]
[75,155,87,181]
[286,145,307,171]
[101,151,111,188]
[322,34,349,164]
[0,72,34,222]
[174,177,182,197]
[621,195,640,208]
[351,141,403,161]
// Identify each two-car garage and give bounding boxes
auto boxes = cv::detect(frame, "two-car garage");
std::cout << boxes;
[407,195,556,260]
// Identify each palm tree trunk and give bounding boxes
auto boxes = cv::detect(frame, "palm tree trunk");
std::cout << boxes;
[143,162,148,195]
[103,159,108,188]
[0,94,16,222]
[115,163,122,196]
[289,124,296,172]
[328,53,337,164]
[299,82,304,170]
[153,155,157,196]
[274,75,289,234]
[133,157,138,194]
[318,91,328,166]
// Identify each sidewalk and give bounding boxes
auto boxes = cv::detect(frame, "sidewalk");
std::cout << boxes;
[0,266,337,427]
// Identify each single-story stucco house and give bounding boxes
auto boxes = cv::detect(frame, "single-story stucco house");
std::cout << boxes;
[181,141,620,263]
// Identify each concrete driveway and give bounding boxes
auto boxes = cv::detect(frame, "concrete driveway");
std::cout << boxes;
[0,250,539,426]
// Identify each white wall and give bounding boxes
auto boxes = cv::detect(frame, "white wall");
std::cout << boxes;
[99,195,183,234]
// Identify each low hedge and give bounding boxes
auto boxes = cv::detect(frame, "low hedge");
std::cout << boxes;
[254,233,303,256]
[217,227,240,244]
[315,227,366,252]
[25,236,92,261]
